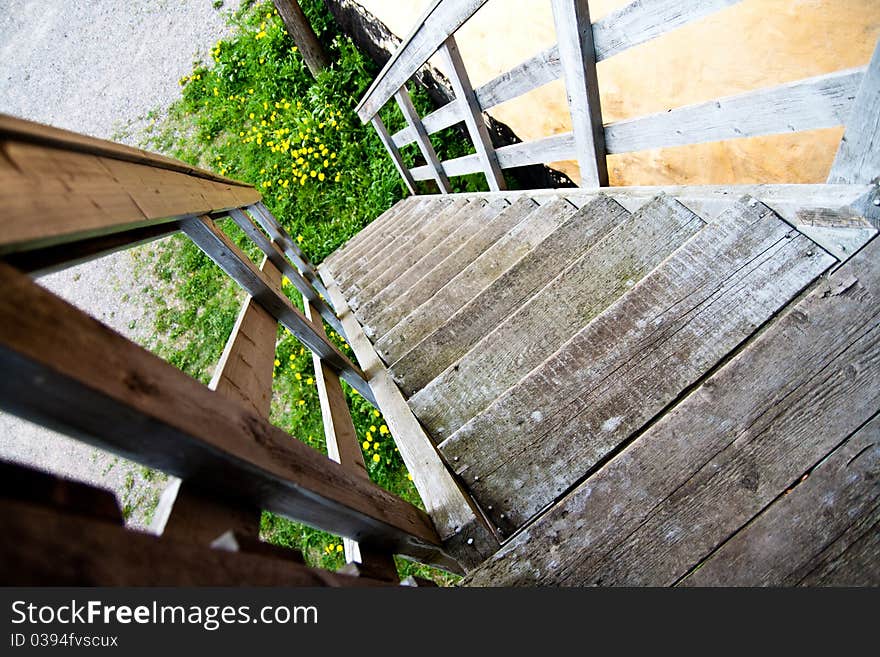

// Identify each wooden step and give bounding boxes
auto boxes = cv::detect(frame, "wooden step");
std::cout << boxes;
[335,197,453,290]
[328,197,428,280]
[409,195,704,439]
[439,198,835,536]
[378,197,572,367]
[365,197,539,340]
[396,195,629,402]
[325,196,417,273]
[464,236,879,585]
[345,198,470,305]
[357,199,509,327]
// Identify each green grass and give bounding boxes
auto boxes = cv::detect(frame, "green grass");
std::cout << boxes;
[133,0,478,586]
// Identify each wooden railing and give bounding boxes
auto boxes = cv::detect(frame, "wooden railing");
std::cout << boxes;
[0,114,467,584]
[357,0,874,191]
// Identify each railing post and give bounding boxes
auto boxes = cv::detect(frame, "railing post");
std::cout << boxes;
[439,35,506,191]
[370,115,417,194]
[828,37,880,185]
[551,0,608,187]
[395,87,452,194]
[303,298,400,582]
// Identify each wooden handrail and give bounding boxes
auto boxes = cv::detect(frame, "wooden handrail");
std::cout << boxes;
[0,261,457,570]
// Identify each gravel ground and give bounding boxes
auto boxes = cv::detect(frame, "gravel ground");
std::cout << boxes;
[0,0,243,528]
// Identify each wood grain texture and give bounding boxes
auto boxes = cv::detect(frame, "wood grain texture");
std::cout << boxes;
[466,222,880,588]
[681,416,880,587]
[828,38,880,184]
[321,265,498,572]
[357,200,508,326]
[440,35,506,191]
[395,87,451,193]
[371,115,417,194]
[389,198,580,395]
[440,199,835,534]
[403,196,625,410]
[474,45,561,112]
[410,132,576,180]
[604,67,864,154]
[370,197,540,342]
[355,0,488,121]
[0,113,251,187]
[797,517,880,586]
[391,100,464,148]
[346,199,470,307]
[0,138,259,253]
[331,198,438,285]
[551,0,607,187]
[339,199,456,293]
[0,497,388,586]
[415,196,701,437]
[0,262,454,566]
[272,0,330,77]
[327,197,416,266]
[304,297,398,580]
[181,215,375,404]
[381,197,562,367]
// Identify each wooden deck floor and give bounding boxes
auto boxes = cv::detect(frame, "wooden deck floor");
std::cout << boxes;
[321,187,879,586]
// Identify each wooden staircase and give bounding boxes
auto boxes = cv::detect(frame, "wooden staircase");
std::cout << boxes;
[321,185,880,585]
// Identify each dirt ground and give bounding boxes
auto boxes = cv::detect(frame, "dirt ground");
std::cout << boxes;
[0,0,242,528]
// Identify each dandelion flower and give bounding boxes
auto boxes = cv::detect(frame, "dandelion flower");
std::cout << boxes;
[372,454,380,463]
[273,359,280,367]
[379,425,389,435]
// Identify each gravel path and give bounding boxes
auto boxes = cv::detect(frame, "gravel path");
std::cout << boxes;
[0,0,242,528]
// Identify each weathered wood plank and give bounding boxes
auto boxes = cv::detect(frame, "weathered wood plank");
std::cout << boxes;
[6,220,182,276]
[828,38,880,184]
[355,0,488,121]
[466,214,880,588]
[303,298,399,581]
[370,197,540,341]
[181,215,376,404]
[380,197,555,368]
[798,517,880,586]
[331,199,437,285]
[0,262,455,567]
[416,196,702,436]
[320,265,498,571]
[0,138,260,253]
[410,131,575,180]
[371,115,417,194]
[395,87,451,193]
[226,208,345,337]
[439,36,506,191]
[357,200,508,326]
[327,197,418,265]
[0,113,251,187]
[604,68,864,154]
[440,199,835,534]
[400,196,620,404]
[551,0,607,187]
[474,46,561,112]
[391,101,465,148]
[0,497,389,586]
[337,199,454,290]
[346,199,469,307]
[680,417,880,587]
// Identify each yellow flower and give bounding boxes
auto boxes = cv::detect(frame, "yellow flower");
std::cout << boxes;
[379,425,389,435]
[407,473,413,481]
[318,172,325,181]
[310,170,316,178]
[297,399,306,406]
[336,544,343,552]
[362,440,370,450]
[295,373,302,380]
[296,234,304,243]
[306,377,314,385]
[369,425,376,433]
[372,454,380,463]
[255,30,266,39]
[274,359,280,367]
[249,113,255,119]
[282,276,290,286]
[372,410,380,418]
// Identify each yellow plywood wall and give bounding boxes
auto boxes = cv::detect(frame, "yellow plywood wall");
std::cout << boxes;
[357,0,879,185]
